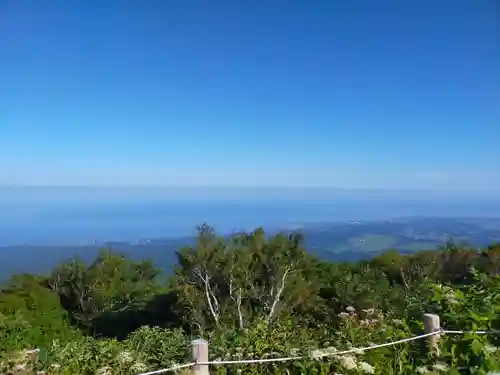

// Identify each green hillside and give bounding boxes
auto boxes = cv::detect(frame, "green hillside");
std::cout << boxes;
[2,224,500,374]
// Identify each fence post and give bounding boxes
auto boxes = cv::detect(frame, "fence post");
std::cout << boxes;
[192,339,209,375]
[423,313,441,355]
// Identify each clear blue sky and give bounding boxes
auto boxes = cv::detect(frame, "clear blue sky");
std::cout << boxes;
[1,0,499,188]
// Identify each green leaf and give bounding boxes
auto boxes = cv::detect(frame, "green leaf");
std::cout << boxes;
[470,339,484,355]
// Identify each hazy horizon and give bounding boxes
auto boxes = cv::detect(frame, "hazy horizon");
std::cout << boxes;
[1,186,500,246]
[2,186,500,201]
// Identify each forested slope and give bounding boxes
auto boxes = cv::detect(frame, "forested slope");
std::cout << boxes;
[2,224,500,374]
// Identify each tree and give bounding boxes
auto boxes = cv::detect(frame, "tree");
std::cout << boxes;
[175,226,317,331]
[47,249,162,335]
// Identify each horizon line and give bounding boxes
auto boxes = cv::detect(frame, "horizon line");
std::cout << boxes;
[1,185,499,192]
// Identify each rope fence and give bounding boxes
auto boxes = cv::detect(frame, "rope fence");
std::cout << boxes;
[136,313,500,375]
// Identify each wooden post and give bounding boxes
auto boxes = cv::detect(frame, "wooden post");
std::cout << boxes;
[192,339,209,375]
[423,313,441,355]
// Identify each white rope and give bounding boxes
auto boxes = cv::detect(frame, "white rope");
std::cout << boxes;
[28,327,500,374]
[200,355,303,366]
[198,330,441,365]
[442,329,500,335]
[136,330,440,374]
[135,328,500,374]
[136,362,196,375]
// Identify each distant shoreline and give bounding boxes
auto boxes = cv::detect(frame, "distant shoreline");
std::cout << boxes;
[1,215,500,248]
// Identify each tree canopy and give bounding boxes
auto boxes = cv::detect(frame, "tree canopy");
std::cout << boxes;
[1,225,500,374]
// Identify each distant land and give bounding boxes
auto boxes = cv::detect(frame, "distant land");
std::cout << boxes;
[2,187,500,246]
[2,187,500,281]
[1,216,499,281]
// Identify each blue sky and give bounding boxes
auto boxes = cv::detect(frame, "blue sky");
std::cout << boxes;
[1,0,499,188]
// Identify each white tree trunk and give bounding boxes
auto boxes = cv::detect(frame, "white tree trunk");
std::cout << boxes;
[266,265,291,323]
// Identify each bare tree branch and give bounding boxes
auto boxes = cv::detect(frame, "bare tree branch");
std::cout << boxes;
[226,255,245,329]
[266,265,291,323]
[400,267,410,290]
[193,267,220,324]
[235,288,244,329]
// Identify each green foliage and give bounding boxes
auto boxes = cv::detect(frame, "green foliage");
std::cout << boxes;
[174,226,318,333]
[124,326,189,369]
[46,249,164,337]
[0,275,80,352]
[2,226,500,374]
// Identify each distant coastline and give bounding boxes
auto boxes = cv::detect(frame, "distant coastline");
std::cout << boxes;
[1,216,499,281]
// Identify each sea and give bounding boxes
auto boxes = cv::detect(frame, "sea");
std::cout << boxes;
[1,187,499,246]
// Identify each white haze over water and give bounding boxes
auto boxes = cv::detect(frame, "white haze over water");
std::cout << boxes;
[1,187,499,246]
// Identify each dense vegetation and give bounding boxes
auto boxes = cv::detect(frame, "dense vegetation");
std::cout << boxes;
[2,224,500,374]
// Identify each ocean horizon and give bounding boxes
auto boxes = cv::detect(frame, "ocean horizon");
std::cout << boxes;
[1,187,500,245]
